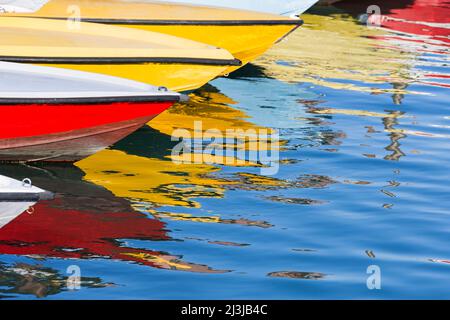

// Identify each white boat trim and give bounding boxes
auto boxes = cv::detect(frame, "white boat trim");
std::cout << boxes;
[0,0,47,13]
[0,62,181,100]
[1,0,318,16]
[157,0,319,16]
[0,174,54,201]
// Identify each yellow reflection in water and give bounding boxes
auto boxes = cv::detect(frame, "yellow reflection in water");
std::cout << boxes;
[76,87,284,211]
[256,12,417,95]
[149,210,273,228]
[77,149,229,208]
[151,87,271,136]
[307,107,407,118]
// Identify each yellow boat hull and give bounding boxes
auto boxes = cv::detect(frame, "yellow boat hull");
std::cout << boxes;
[2,0,302,75]
[0,17,239,92]
[123,24,299,74]
[37,62,229,93]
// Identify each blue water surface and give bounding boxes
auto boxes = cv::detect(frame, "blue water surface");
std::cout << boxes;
[0,3,449,299]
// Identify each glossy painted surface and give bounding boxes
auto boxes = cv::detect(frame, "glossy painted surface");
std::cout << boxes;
[0,62,180,162]
[0,61,182,99]
[0,16,234,58]
[0,102,173,162]
[37,63,231,93]
[0,0,449,299]
[156,0,318,16]
[2,0,301,20]
[2,0,302,74]
[124,24,299,74]
[0,102,172,140]
[0,17,236,92]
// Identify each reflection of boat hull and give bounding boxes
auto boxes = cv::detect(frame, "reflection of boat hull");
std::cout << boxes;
[0,164,224,273]
[0,115,160,162]
[0,202,35,229]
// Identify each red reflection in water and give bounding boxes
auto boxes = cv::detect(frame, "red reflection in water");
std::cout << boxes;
[0,198,225,273]
[338,0,450,24]
[335,0,449,90]
[386,0,450,24]
[373,0,450,44]
[365,0,450,88]
[365,0,449,42]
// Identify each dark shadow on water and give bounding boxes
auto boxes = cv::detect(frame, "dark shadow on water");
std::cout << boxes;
[112,125,175,161]
[334,0,416,15]
[0,163,117,203]
[313,0,416,16]
[226,63,273,80]
[268,271,326,280]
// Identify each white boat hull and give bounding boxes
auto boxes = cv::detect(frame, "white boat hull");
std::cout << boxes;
[162,0,318,16]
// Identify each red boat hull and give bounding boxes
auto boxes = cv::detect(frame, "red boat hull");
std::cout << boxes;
[0,101,174,162]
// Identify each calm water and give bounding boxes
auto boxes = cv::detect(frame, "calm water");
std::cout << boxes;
[1,1,449,299]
